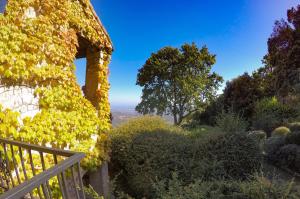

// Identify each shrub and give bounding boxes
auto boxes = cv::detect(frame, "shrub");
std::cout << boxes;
[288,122,300,132]
[286,131,300,145]
[272,144,300,172]
[252,97,298,136]
[110,115,181,174]
[110,116,188,198]
[272,126,291,137]
[188,95,224,126]
[216,111,248,133]
[248,130,267,151]
[190,132,262,181]
[153,173,299,199]
[111,117,262,198]
[266,131,300,174]
[248,130,267,140]
[264,136,285,157]
[188,125,221,139]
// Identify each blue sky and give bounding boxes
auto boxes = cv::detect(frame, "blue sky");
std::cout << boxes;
[75,0,299,108]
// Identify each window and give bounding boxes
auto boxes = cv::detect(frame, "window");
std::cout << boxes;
[0,0,7,13]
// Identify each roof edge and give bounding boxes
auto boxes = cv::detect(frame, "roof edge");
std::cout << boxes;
[83,0,113,51]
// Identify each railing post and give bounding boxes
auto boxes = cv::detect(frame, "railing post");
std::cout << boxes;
[88,161,110,199]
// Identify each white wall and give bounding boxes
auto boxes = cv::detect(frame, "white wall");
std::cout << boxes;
[0,86,39,119]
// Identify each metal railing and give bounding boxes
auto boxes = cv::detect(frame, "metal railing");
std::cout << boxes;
[0,138,86,199]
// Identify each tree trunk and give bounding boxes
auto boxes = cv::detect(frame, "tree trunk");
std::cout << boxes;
[173,114,178,125]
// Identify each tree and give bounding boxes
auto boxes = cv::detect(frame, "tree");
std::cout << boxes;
[264,5,300,98]
[223,73,264,119]
[136,43,223,125]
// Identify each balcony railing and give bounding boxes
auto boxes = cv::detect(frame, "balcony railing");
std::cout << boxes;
[0,138,86,199]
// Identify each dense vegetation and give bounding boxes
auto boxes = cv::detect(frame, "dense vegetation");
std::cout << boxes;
[109,116,299,198]
[109,4,300,199]
[188,5,300,134]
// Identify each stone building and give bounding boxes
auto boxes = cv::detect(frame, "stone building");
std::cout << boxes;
[0,0,113,196]
[0,0,112,118]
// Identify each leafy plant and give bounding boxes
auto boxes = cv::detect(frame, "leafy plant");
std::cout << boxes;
[222,72,265,119]
[272,144,300,172]
[252,97,298,135]
[110,116,188,198]
[216,110,248,133]
[153,173,299,199]
[264,136,286,157]
[272,126,291,137]
[84,185,104,199]
[110,117,262,198]
[288,122,300,132]
[286,131,300,145]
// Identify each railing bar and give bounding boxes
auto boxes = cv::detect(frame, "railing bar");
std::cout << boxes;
[36,183,43,197]
[54,154,66,199]
[0,152,85,199]
[77,162,86,199]
[0,138,75,157]
[0,151,9,190]
[40,152,52,198]
[0,151,6,191]
[0,173,4,191]
[10,144,21,184]
[40,152,46,171]
[42,183,51,199]
[3,143,15,188]
[71,165,80,199]
[18,146,28,180]
[62,170,70,199]
[28,150,35,176]
[46,179,53,198]
[28,149,42,198]
[18,147,34,198]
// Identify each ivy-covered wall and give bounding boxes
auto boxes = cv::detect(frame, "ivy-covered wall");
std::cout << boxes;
[0,0,113,170]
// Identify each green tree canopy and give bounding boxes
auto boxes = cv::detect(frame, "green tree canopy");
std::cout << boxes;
[264,5,300,98]
[223,72,265,119]
[136,43,223,125]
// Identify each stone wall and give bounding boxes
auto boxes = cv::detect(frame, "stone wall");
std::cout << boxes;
[0,86,39,119]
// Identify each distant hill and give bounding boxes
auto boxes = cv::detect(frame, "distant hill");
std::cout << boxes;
[111,104,173,126]
[111,105,140,126]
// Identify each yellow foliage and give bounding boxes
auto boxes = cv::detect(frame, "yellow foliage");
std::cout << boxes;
[0,0,112,170]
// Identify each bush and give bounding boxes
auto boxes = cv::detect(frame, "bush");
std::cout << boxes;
[248,130,267,151]
[190,132,262,181]
[111,117,262,198]
[288,122,300,132]
[272,144,300,172]
[188,125,221,139]
[153,173,299,199]
[264,136,285,157]
[248,130,267,140]
[286,131,300,145]
[216,111,248,133]
[272,126,291,137]
[110,116,188,198]
[187,95,224,126]
[266,131,300,174]
[252,97,298,136]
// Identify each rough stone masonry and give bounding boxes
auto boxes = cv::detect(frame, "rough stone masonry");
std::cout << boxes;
[0,86,39,119]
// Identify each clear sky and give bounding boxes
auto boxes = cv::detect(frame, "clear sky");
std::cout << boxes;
[75,0,299,108]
